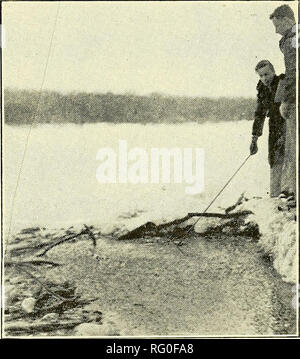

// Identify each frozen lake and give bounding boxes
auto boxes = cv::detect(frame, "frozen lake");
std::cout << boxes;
[4,121,269,233]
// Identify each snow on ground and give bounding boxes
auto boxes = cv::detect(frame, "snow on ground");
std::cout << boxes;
[236,198,297,284]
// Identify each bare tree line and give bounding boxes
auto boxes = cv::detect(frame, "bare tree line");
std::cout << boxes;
[4,89,256,125]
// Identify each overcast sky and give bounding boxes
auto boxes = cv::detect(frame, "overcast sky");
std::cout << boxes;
[2,1,297,97]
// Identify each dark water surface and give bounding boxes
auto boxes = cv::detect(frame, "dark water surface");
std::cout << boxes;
[46,233,297,337]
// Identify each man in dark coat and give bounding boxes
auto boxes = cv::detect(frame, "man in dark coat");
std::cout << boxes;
[270,4,296,200]
[250,60,286,197]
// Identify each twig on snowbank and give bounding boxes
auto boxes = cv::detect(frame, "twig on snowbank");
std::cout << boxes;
[186,210,252,218]
[36,225,97,257]
[37,228,90,257]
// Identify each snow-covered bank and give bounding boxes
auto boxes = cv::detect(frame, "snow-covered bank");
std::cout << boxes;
[234,198,297,284]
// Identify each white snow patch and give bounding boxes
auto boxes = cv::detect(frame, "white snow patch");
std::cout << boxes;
[236,198,297,283]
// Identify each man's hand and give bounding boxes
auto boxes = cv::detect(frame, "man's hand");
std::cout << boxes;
[250,136,258,155]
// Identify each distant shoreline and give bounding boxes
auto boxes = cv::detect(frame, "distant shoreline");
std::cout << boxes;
[4,88,256,125]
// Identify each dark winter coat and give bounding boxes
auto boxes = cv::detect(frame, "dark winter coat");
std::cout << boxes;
[275,26,296,104]
[252,74,286,167]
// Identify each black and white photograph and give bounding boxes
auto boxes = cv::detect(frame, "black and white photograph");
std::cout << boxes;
[1,0,298,339]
